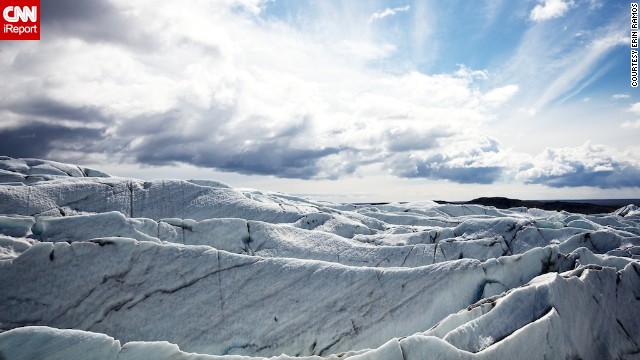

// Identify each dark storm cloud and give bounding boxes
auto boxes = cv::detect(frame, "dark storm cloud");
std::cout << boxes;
[125,114,347,179]
[0,96,349,179]
[41,0,111,23]
[40,0,153,47]
[412,164,503,184]
[133,142,345,180]
[386,138,505,184]
[392,156,504,184]
[0,123,106,159]
[213,145,344,179]
[384,127,453,152]
[7,98,109,123]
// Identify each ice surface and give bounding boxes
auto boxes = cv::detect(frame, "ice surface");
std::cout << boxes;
[0,156,639,360]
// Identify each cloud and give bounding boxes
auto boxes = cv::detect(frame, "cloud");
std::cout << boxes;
[368,5,410,23]
[1,0,634,191]
[587,0,603,10]
[6,97,109,124]
[622,120,640,129]
[386,138,508,184]
[481,0,507,28]
[493,4,628,121]
[529,0,574,22]
[410,1,436,69]
[408,163,503,184]
[527,29,627,112]
[612,93,630,100]
[0,1,508,183]
[0,123,106,159]
[38,0,154,47]
[383,127,453,152]
[483,85,519,106]
[517,143,640,188]
[122,112,349,179]
[629,102,640,114]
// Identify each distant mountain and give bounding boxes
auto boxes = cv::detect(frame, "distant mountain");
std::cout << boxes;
[436,197,632,214]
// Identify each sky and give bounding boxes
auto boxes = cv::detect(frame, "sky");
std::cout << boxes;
[0,0,639,202]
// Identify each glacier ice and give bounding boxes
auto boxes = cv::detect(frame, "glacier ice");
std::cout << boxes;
[0,157,639,360]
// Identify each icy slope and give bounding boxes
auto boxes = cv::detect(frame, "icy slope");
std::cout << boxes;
[0,157,639,360]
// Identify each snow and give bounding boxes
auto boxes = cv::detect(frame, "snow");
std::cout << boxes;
[0,326,120,360]
[0,156,639,359]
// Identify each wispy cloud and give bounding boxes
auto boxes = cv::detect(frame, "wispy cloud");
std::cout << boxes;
[506,23,628,114]
[481,0,506,28]
[410,1,436,69]
[613,93,630,100]
[529,0,575,22]
[587,0,603,10]
[368,5,410,23]
[537,32,625,107]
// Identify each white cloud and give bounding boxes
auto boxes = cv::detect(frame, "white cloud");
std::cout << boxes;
[529,0,575,22]
[622,120,640,129]
[483,85,519,106]
[368,5,410,23]
[336,40,397,61]
[613,93,630,99]
[629,102,640,114]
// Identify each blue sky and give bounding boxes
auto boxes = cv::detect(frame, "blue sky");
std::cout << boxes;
[0,0,638,201]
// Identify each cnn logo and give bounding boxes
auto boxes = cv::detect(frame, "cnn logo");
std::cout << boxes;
[1,0,40,40]
[3,6,37,22]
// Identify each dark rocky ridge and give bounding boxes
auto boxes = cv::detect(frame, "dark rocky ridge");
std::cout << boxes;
[436,197,638,214]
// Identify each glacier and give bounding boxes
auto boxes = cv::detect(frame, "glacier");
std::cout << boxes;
[0,156,639,360]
